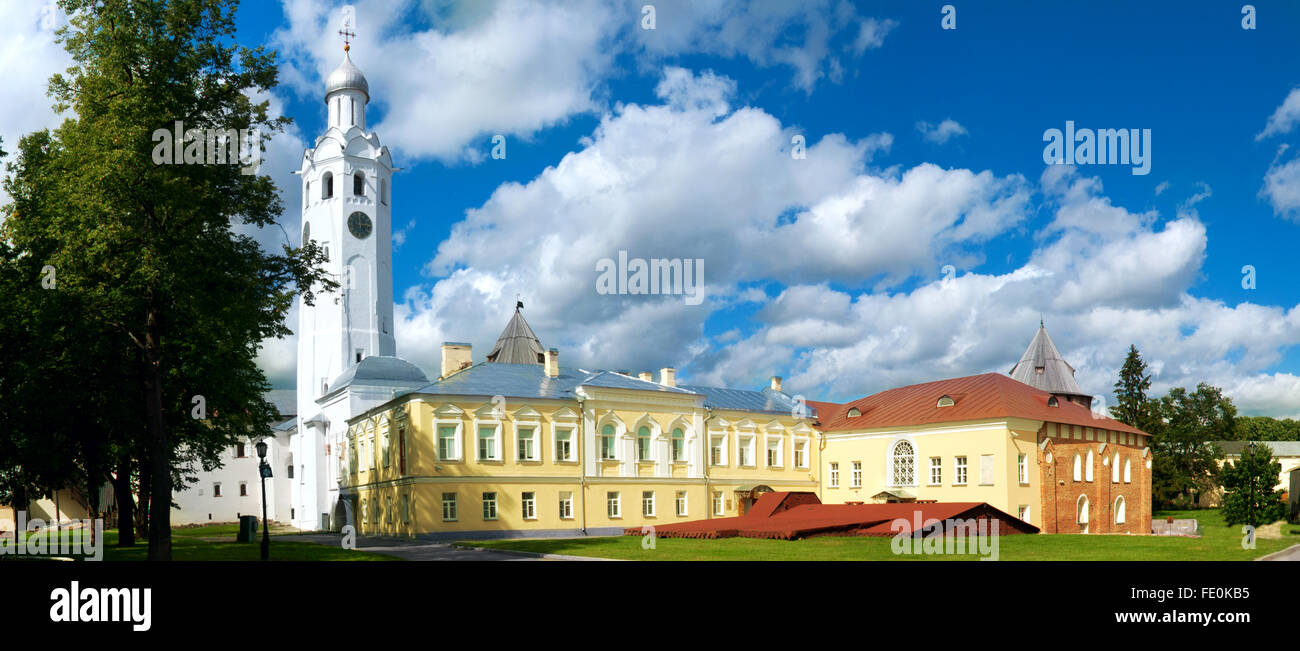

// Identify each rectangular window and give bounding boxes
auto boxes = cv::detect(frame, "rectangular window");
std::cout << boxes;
[979,454,994,486]
[236,443,246,458]
[481,492,497,520]
[478,426,497,461]
[671,434,684,462]
[438,425,458,460]
[213,483,222,497]
[555,429,573,462]
[1018,505,1029,522]
[441,493,458,521]
[521,492,536,519]
[929,457,942,485]
[712,491,724,516]
[600,432,616,460]
[517,427,536,461]
[767,438,782,467]
[675,491,687,516]
[829,462,840,488]
[955,457,968,485]
[738,436,753,466]
[642,491,655,517]
[607,491,621,518]
[559,492,573,519]
[1018,453,1028,484]
[794,441,807,468]
[637,435,651,461]
[710,435,725,465]
[851,461,862,488]
[239,482,247,497]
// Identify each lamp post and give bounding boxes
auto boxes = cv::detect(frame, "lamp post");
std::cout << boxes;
[1247,441,1257,527]
[256,440,272,560]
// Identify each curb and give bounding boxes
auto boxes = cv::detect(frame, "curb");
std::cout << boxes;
[450,543,620,561]
[1254,541,1300,561]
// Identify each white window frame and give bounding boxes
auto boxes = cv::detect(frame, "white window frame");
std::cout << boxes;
[607,491,621,519]
[670,427,686,463]
[675,491,688,517]
[711,491,724,516]
[1072,453,1082,482]
[433,404,465,461]
[441,492,457,521]
[1111,452,1120,483]
[766,435,784,468]
[709,431,728,466]
[599,424,618,461]
[636,426,653,462]
[828,462,840,488]
[642,490,655,517]
[954,456,968,486]
[482,492,498,520]
[559,492,574,519]
[1085,449,1094,482]
[521,491,536,520]
[1114,496,1126,524]
[1018,453,1029,485]
[979,454,994,486]
[929,457,942,486]
[1123,458,1132,483]
[516,425,540,462]
[793,438,809,469]
[738,435,755,468]
[851,461,862,488]
[889,439,916,487]
[554,427,575,463]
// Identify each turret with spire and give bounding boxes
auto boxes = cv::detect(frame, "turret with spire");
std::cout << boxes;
[486,300,546,364]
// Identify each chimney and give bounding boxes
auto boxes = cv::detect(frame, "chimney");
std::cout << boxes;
[660,367,676,387]
[770,376,783,392]
[638,371,653,382]
[441,342,472,379]
[545,348,559,378]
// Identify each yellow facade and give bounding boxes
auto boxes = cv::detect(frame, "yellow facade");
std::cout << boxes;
[340,389,821,538]
[819,418,1043,528]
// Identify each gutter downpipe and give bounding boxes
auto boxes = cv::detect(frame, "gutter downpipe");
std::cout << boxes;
[579,397,587,535]
[704,407,713,520]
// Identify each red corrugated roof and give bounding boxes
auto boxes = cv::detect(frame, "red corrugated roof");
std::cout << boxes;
[815,372,1144,435]
[626,492,1039,540]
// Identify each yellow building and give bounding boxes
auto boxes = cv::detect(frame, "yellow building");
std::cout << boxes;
[340,306,819,538]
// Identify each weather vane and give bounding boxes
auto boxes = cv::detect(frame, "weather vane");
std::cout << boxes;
[338,21,356,52]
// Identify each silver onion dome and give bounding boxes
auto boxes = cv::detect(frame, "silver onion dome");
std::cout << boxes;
[325,50,369,102]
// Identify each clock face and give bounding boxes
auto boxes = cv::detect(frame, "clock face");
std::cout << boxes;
[347,211,373,240]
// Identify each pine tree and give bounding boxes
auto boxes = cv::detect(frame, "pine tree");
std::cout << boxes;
[1111,344,1154,431]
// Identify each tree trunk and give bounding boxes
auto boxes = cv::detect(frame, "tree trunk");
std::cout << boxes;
[144,301,171,561]
[112,458,134,546]
[135,457,150,543]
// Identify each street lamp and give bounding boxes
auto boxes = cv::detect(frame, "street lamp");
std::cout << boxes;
[1248,441,1257,528]
[255,440,272,561]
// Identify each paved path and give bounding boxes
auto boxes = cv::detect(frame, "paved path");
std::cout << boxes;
[1257,542,1300,561]
[277,533,551,561]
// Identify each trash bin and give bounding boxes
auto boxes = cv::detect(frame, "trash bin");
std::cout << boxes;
[236,515,259,543]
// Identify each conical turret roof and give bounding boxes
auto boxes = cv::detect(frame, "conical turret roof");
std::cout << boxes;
[486,302,545,364]
[1008,322,1089,398]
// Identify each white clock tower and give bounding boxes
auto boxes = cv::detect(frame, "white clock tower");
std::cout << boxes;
[291,35,398,531]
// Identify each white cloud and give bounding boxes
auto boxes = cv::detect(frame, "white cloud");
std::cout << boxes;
[1261,152,1300,221]
[1256,87,1300,141]
[916,118,967,145]
[0,2,75,209]
[851,18,898,54]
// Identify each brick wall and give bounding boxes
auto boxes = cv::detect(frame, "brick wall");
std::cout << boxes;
[1037,424,1151,534]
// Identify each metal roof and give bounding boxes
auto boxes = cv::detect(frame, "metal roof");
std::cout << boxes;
[328,356,429,394]
[402,363,697,401]
[678,385,815,417]
[486,304,546,364]
[1215,441,1300,457]
[1008,323,1089,398]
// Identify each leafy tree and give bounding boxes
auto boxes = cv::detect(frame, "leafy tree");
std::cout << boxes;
[1220,443,1288,527]
[1149,383,1235,509]
[1110,344,1158,432]
[2,0,334,559]
[1233,416,1300,442]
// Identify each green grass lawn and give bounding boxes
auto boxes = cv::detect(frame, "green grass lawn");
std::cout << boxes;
[3,524,398,561]
[461,509,1300,561]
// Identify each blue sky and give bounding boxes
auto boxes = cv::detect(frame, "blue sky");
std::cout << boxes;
[5,1,1300,415]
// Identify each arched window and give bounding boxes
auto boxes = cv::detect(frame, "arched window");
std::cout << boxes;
[1047,396,1059,407]
[1111,453,1120,482]
[671,428,684,462]
[1076,495,1090,531]
[353,171,365,196]
[1114,496,1126,524]
[847,407,861,417]
[891,440,915,486]
[936,395,955,408]
[1072,453,1081,481]
[600,424,616,460]
[1085,450,1094,482]
[322,172,334,199]
[302,221,310,245]
[1123,458,1132,483]
[637,426,651,461]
